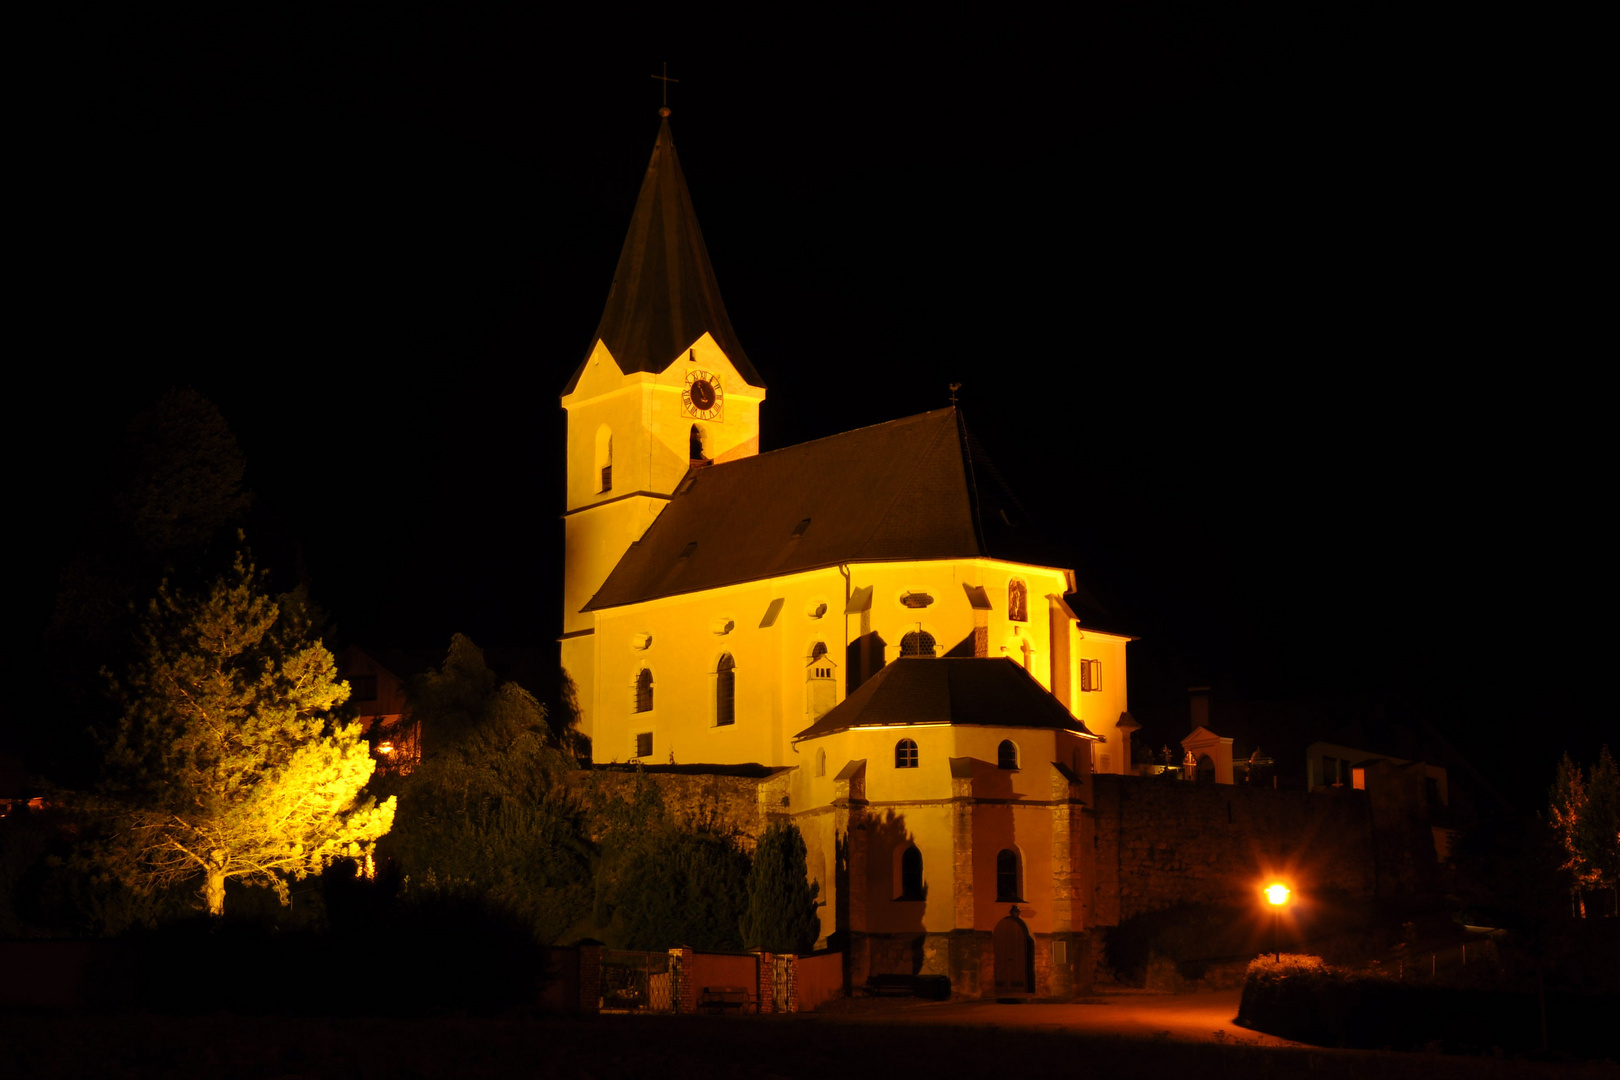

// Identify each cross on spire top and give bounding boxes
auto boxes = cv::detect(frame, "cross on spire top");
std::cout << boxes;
[651,62,679,117]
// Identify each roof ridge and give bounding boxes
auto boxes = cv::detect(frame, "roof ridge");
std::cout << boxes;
[677,409,958,486]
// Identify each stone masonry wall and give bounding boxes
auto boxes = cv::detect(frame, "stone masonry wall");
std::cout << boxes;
[1091,774,1377,925]
[564,767,786,849]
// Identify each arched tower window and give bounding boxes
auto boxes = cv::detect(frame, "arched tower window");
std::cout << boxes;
[899,631,936,657]
[595,425,613,493]
[815,747,827,777]
[998,740,1019,770]
[1008,579,1027,622]
[900,845,924,900]
[715,653,735,727]
[689,424,707,461]
[996,849,1021,902]
[895,738,919,768]
[633,668,653,714]
[809,640,830,677]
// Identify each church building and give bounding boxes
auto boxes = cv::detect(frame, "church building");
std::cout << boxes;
[560,118,1138,996]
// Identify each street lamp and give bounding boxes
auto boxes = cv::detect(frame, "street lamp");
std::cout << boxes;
[1265,883,1291,962]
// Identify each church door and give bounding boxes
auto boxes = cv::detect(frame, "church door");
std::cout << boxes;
[992,908,1034,994]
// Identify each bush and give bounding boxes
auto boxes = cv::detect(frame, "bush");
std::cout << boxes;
[1238,954,1619,1056]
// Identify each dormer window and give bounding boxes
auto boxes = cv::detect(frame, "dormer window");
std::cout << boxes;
[900,631,936,657]
[791,518,811,538]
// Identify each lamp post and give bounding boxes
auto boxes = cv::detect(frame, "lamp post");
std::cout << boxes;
[1265,883,1291,962]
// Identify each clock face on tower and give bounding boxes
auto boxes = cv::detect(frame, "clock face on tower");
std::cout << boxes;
[683,370,724,420]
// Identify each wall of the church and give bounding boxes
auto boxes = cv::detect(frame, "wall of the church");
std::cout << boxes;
[560,333,765,742]
[1065,628,1132,774]
[587,558,1084,769]
[792,725,1094,951]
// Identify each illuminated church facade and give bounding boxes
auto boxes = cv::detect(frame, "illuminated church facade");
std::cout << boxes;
[560,120,1137,996]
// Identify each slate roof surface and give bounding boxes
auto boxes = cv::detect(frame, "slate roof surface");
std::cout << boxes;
[562,120,762,394]
[583,408,1065,611]
[794,657,1102,741]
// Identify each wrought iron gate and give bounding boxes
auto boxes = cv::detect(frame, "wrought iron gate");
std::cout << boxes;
[600,950,672,1012]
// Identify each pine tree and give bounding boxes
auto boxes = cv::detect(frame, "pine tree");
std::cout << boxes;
[740,820,821,954]
[102,551,394,916]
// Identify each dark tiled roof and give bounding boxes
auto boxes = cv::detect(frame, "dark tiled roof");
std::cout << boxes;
[794,657,1101,741]
[562,120,762,394]
[583,408,1063,611]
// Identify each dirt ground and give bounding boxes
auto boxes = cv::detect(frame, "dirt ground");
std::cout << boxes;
[4,995,1615,1080]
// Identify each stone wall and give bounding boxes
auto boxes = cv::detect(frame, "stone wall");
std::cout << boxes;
[1091,774,1378,925]
[563,765,791,849]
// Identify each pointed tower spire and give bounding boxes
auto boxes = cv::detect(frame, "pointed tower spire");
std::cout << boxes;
[564,120,761,393]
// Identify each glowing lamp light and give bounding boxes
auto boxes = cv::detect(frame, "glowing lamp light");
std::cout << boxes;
[1264,882,1291,961]
[377,742,395,755]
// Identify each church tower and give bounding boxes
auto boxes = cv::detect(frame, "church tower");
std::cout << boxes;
[560,118,766,744]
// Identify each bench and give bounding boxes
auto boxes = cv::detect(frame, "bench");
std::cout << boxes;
[699,986,751,1012]
[863,973,951,1000]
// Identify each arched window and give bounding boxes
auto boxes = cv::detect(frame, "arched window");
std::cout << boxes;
[899,631,936,657]
[1198,754,1215,784]
[633,668,653,714]
[1008,579,1027,622]
[900,845,924,899]
[815,747,826,777]
[595,425,613,493]
[689,424,706,461]
[895,738,919,768]
[996,849,1021,902]
[715,653,735,726]
[809,640,830,678]
[998,740,1019,770]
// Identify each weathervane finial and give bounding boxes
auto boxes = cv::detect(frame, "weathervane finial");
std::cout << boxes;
[651,62,679,117]
[949,382,962,406]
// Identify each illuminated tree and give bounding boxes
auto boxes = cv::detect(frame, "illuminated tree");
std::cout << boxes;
[740,820,821,954]
[103,552,394,917]
[1548,749,1620,918]
[1549,753,1593,917]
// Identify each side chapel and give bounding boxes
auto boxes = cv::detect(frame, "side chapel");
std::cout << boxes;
[560,118,1137,996]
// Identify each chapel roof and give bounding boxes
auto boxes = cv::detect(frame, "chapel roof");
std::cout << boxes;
[582,407,1065,611]
[793,657,1102,741]
[562,119,762,395]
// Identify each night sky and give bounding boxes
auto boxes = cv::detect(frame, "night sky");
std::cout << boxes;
[20,5,1608,809]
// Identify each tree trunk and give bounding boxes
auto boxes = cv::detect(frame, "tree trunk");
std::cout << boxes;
[205,868,226,917]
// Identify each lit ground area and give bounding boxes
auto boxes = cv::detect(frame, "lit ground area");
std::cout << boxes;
[822,988,1304,1045]
[5,997,1615,1080]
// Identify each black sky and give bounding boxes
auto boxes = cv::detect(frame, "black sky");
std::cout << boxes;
[20,4,1609,808]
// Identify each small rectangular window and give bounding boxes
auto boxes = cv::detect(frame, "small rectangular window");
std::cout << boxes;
[634,732,652,759]
[1053,940,1068,966]
[1079,659,1101,692]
